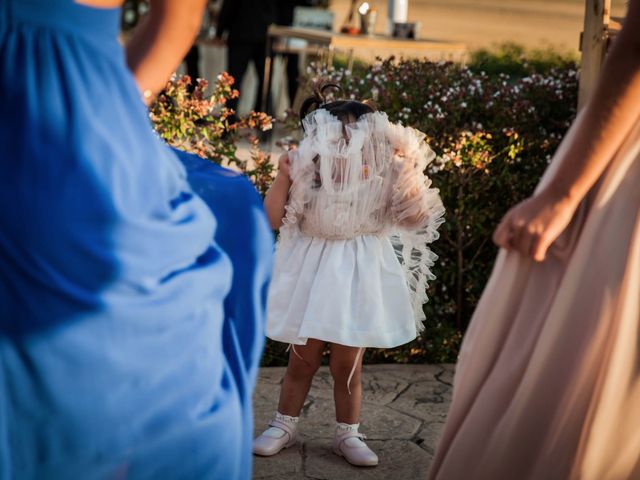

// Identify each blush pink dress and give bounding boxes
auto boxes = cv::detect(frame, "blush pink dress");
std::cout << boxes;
[428,113,640,479]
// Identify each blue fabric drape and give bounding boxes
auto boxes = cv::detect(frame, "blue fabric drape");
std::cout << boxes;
[0,0,272,478]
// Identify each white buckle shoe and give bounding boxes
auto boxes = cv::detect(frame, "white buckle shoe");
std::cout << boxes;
[253,418,299,456]
[333,429,379,467]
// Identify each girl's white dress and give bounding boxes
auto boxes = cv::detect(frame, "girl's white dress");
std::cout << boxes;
[266,110,445,348]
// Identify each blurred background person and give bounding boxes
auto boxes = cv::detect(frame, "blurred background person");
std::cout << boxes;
[183,1,219,87]
[276,0,314,109]
[214,0,277,118]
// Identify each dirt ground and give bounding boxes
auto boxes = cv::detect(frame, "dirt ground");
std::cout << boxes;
[330,0,627,53]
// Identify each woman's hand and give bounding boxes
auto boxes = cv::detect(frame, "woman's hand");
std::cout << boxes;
[493,189,578,262]
[492,0,640,262]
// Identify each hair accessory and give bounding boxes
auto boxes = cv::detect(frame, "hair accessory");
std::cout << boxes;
[300,82,344,129]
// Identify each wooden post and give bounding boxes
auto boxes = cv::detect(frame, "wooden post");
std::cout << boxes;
[578,0,611,109]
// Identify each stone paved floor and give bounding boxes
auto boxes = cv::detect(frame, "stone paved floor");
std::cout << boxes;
[252,364,454,479]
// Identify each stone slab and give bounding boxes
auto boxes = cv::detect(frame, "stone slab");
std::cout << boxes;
[304,439,432,480]
[252,365,451,479]
[300,400,422,440]
[253,444,303,479]
[389,380,453,423]
[416,422,446,456]
[256,366,287,385]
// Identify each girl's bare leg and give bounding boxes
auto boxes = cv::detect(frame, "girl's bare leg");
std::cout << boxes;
[329,344,365,424]
[277,339,325,416]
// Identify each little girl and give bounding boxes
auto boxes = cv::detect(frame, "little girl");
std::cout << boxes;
[254,85,445,467]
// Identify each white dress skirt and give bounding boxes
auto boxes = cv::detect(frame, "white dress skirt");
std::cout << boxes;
[267,232,416,348]
[266,110,445,348]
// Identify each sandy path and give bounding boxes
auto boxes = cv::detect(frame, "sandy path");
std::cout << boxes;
[330,0,626,52]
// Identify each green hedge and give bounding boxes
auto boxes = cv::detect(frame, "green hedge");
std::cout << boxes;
[150,46,579,366]
[262,46,578,366]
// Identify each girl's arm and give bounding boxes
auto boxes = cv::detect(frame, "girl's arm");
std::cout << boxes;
[125,0,207,103]
[264,153,292,230]
[494,0,640,261]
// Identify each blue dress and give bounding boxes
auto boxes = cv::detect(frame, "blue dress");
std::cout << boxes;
[173,149,273,480]
[0,0,272,478]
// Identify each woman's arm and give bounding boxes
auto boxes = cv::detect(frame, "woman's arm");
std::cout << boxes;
[264,153,292,230]
[494,0,640,261]
[125,0,207,103]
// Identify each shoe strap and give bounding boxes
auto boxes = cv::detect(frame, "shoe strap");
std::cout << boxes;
[336,429,367,444]
[269,419,296,439]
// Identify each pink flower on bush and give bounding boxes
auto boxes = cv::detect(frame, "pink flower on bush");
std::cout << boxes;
[150,73,274,195]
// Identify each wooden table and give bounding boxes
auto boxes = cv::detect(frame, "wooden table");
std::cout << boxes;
[261,25,467,116]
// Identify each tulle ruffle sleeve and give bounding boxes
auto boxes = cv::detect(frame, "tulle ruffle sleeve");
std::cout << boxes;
[386,123,445,331]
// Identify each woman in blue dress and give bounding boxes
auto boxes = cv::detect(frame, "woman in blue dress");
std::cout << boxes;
[0,0,272,478]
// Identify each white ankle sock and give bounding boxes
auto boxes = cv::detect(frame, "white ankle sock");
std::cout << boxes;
[275,411,299,425]
[336,422,360,434]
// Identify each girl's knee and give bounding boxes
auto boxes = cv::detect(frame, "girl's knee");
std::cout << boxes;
[329,359,362,383]
[329,346,364,382]
[287,355,321,380]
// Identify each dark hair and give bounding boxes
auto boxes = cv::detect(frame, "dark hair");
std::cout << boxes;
[299,82,376,131]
